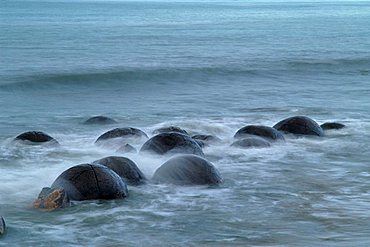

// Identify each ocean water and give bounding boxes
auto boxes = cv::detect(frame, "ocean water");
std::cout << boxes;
[1,0,370,246]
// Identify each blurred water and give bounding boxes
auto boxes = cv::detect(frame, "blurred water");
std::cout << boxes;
[1,0,370,246]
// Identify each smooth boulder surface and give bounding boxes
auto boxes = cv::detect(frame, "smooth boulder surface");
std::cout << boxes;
[34,164,128,211]
[231,137,271,148]
[0,216,5,235]
[152,154,223,185]
[140,133,204,156]
[95,127,148,143]
[273,116,324,137]
[192,134,221,144]
[152,126,188,135]
[93,156,146,185]
[234,125,285,141]
[84,116,117,125]
[320,122,345,130]
[14,131,58,144]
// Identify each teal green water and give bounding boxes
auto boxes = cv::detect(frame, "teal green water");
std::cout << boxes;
[1,0,370,246]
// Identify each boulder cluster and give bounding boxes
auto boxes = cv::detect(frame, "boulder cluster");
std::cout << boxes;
[10,115,345,212]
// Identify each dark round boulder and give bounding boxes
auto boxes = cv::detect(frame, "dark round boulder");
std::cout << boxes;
[84,116,117,125]
[116,144,137,154]
[0,216,5,235]
[231,137,271,148]
[273,116,324,137]
[95,127,148,143]
[93,156,146,185]
[320,122,345,130]
[234,125,285,141]
[152,126,188,135]
[14,131,58,144]
[192,134,221,143]
[140,133,204,156]
[152,154,223,185]
[33,164,128,211]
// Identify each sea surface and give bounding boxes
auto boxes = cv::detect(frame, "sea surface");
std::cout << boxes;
[1,0,370,246]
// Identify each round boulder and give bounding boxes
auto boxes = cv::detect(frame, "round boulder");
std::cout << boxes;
[152,154,223,185]
[152,126,188,135]
[14,131,58,144]
[234,125,285,141]
[231,137,271,148]
[84,116,117,125]
[273,116,324,137]
[95,127,148,143]
[33,164,128,211]
[140,133,204,156]
[93,156,146,185]
[320,122,345,130]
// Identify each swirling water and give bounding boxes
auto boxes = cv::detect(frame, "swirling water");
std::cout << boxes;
[1,0,370,246]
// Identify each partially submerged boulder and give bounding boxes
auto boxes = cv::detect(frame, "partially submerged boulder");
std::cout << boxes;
[231,137,271,148]
[0,216,6,235]
[152,154,223,185]
[152,126,188,135]
[95,127,148,144]
[93,156,146,185]
[320,122,345,130]
[14,131,58,144]
[273,116,324,137]
[234,125,284,141]
[33,164,128,211]
[140,133,204,156]
[84,116,117,125]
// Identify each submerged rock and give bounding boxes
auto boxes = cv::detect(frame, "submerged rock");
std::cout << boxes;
[140,132,204,156]
[152,154,223,185]
[93,156,146,185]
[83,116,117,125]
[234,125,285,141]
[273,116,324,137]
[320,122,345,130]
[231,137,271,148]
[14,131,58,144]
[33,164,128,211]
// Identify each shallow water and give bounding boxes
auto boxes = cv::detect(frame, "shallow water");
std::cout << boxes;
[1,0,370,246]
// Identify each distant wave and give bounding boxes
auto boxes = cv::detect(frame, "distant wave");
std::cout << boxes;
[1,57,369,91]
[286,57,370,74]
[0,66,261,91]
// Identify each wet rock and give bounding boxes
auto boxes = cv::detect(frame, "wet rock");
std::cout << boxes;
[234,125,285,141]
[152,154,223,185]
[116,144,137,154]
[14,131,58,144]
[140,133,204,156]
[152,126,188,135]
[273,116,324,137]
[0,216,6,235]
[231,137,271,148]
[84,116,117,125]
[95,127,148,143]
[93,156,146,185]
[320,122,345,130]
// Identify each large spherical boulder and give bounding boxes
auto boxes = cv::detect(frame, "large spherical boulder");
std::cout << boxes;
[320,122,345,130]
[152,154,223,185]
[14,131,58,144]
[33,164,128,211]
[116,144,137,154]
[95,127,148,143]
[273,116,324,136]
[231,137,271,148]
[192,134,222,147]
[234,125,285,141]
[84,116,117,125]
[152,126,188,135]
[93,156,146,185]
[140,133,204,156]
